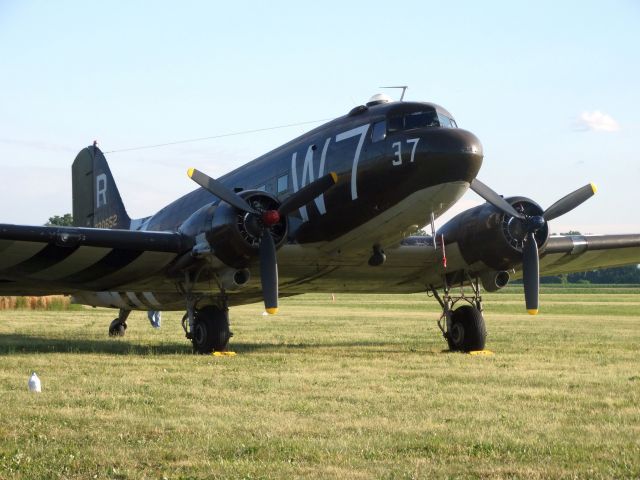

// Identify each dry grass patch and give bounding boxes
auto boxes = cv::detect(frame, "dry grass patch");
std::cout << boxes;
[0,296,75,311]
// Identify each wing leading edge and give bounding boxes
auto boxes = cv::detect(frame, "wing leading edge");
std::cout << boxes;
[0,224,192,294]
[537,234,640,277]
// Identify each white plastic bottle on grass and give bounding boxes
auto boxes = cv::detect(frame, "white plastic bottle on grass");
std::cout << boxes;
[28,372,41,393]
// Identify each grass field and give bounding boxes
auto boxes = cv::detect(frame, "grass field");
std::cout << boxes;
[0,287,639,479]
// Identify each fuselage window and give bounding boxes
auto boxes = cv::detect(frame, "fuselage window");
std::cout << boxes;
[256,185,266,192]
[405,110,440,130]
[450,118,458,128]
[371,120,386,142]
[277,174,288,193]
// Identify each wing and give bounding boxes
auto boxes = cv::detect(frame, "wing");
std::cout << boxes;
[349,234,640,292]
[537,234,640,277]
[0,224,191,295]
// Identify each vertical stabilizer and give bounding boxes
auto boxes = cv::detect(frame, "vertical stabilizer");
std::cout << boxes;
[72,145,131,229]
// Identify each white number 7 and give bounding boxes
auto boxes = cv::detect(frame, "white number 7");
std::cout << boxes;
[336,124,370,200]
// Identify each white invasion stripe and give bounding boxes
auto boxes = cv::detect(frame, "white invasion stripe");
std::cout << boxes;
[30,246,112,280]
[142,292,161,308]
[96,292,128,309]
[0,241,48,270]
[126,292,146,309]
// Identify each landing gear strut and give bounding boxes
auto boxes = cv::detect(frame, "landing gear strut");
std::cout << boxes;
[182,304,232,354]
[429,276,487,352]
[109,308,130,337]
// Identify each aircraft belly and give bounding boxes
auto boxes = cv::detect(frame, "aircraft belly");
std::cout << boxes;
[316,181,468,255]
[265,182,469,294]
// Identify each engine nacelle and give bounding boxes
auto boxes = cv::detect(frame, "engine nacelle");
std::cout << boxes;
[437,196,549,272]
[179,190,287,268]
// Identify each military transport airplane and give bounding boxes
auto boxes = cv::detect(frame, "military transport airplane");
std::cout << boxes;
[1,94,639,353]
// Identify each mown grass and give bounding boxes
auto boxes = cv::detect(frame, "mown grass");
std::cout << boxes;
[0,288,638,479]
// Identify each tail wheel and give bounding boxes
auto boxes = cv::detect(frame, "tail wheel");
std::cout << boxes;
[191,306,232,354]
[108,319,127,337]
[448,305,486,352]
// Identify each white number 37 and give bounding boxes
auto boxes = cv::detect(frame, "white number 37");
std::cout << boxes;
[392,138,420,166]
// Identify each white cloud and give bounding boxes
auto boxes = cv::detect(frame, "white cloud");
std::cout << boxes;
[577,110,620,132]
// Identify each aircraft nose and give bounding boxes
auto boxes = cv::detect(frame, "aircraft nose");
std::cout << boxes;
[423,128,483,157]
[413,128,483,184]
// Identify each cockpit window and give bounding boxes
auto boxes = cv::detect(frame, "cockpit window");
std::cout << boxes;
[388,115,403,133]
[437,113,458,128]
[405,111,440,129]
[371,120,386,142]
[387,108,456,133]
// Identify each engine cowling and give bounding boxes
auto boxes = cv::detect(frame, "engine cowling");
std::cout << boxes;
[437,196,550,272]
[179,190,287,268]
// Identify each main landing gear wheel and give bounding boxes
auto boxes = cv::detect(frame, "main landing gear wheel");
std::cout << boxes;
[447,305,486,352]
[191,306,232,354]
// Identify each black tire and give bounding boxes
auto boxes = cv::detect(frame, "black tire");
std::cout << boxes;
[191,306,232,354]
[447,305,486,352]
[108,319,127,337]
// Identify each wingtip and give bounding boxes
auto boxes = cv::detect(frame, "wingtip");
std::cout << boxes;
[266,307,278,315]
[590,182,598,194]
[527,309,539,316]
[329,172,338,184]
[187,167,195,178]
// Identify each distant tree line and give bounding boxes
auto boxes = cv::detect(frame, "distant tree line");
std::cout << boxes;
[541,266,640,285]
[46,214,74,226]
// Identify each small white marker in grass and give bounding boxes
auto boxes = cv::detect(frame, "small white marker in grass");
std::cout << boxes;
[28,372,41,393]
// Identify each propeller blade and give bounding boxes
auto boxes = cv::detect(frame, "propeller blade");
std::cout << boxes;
[470,179,525,220]
[259,230,278,315]
[278,172,338,217]
[543,183,597,222]
[188,168,257,214]
[522,231,539,315]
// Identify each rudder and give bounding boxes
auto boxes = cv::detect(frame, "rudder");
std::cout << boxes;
[72,145,131,229]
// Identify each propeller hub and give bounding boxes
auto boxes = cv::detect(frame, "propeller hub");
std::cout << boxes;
[262,210,281,227]
[527,215,545,232]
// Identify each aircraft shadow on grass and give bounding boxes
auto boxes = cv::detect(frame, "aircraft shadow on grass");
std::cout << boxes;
[0,334,402,356]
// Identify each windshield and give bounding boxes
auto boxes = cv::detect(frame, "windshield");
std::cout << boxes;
[405,110,439,129]
[387,110,458,132]
[388,109,457,132]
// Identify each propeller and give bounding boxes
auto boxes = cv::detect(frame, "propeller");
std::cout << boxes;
[188,168,338,314]
[470,179,597,314]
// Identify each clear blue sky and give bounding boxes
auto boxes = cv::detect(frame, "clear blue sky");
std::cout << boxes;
[1,1,638,234]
